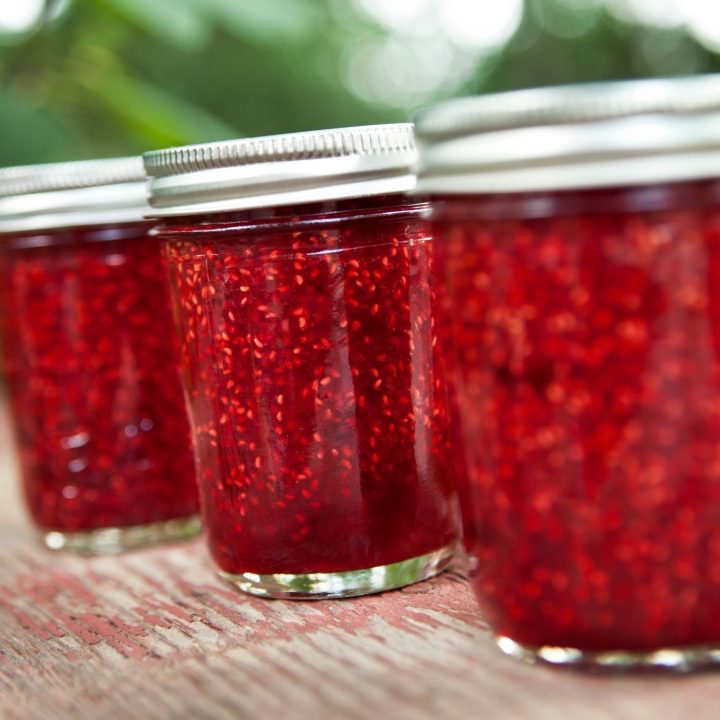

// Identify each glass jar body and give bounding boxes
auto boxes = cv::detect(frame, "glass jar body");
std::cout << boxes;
[431,180,720,667]
[0,222,200,552]
[158,195,458,598]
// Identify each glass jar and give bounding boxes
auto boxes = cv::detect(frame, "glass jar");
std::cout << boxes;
[417,75,720,670]
[144,125,458,598]
[0,158,200,553]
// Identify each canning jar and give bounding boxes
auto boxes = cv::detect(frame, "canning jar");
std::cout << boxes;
[144,124,458,598]
[417,75,720,669]
[0,158,199,553]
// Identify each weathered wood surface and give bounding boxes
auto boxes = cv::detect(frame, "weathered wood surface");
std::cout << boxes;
[0,406,718,720]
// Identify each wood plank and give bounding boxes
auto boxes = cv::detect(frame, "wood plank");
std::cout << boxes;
[0,403,716,720]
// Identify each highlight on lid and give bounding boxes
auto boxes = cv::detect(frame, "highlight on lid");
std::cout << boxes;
[142,124,459,599]
[0,156,200,553]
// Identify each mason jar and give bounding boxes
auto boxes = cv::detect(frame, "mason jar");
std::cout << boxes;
[417,75,720,669]
[0,158,199,553]
[144,125,458,598]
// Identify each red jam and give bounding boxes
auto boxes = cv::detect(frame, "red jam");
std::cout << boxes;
[158,195,458,575]
[432,180,720,651]
[0,222,199,532]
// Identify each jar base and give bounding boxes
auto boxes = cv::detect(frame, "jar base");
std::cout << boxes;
[41,515,202,555]
[495,634,720,672]
[219,543,456,600]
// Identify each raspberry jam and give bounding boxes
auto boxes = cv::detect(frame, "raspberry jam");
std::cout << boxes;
[157,197,458,595]
[0,220,200,552]
[432,182,720,656]
[419,76,720,668]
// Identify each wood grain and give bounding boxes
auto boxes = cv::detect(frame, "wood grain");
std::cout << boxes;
[0,404,717,720]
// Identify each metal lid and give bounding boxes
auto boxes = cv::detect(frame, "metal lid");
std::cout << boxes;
[0,156,148,234]
[415,75,720,194]
[143,124,417,217]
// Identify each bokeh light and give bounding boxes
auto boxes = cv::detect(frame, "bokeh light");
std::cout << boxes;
[345,0,523,109]
[0,0,45,36]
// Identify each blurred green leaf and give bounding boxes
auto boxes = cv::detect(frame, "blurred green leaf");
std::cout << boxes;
[94,0,212,50]
[81,71,238,148]
[203,0,317,43]
[2,0,720,169]
[0,92,76,164]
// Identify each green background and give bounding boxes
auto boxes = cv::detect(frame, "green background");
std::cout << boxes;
[1,0,719,167]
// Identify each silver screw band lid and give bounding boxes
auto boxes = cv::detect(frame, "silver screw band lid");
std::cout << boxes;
[143,124,417,217]
[0,157,148,234]
[415,75,720,195]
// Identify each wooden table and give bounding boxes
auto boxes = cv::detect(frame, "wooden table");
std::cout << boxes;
[0,406,717,720]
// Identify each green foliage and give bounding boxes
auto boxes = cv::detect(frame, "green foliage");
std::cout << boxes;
[478,0,720,94]
[0,0,718,167]
[0,0,391,164]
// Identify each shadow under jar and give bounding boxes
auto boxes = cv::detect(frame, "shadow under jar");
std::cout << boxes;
[417,75,720,670]
[0,158,200,553]
[144,124,458,599]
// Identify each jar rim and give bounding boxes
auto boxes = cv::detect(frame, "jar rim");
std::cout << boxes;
[0,157,148,234]
[415,75,720,195]
[143,124,417,217]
